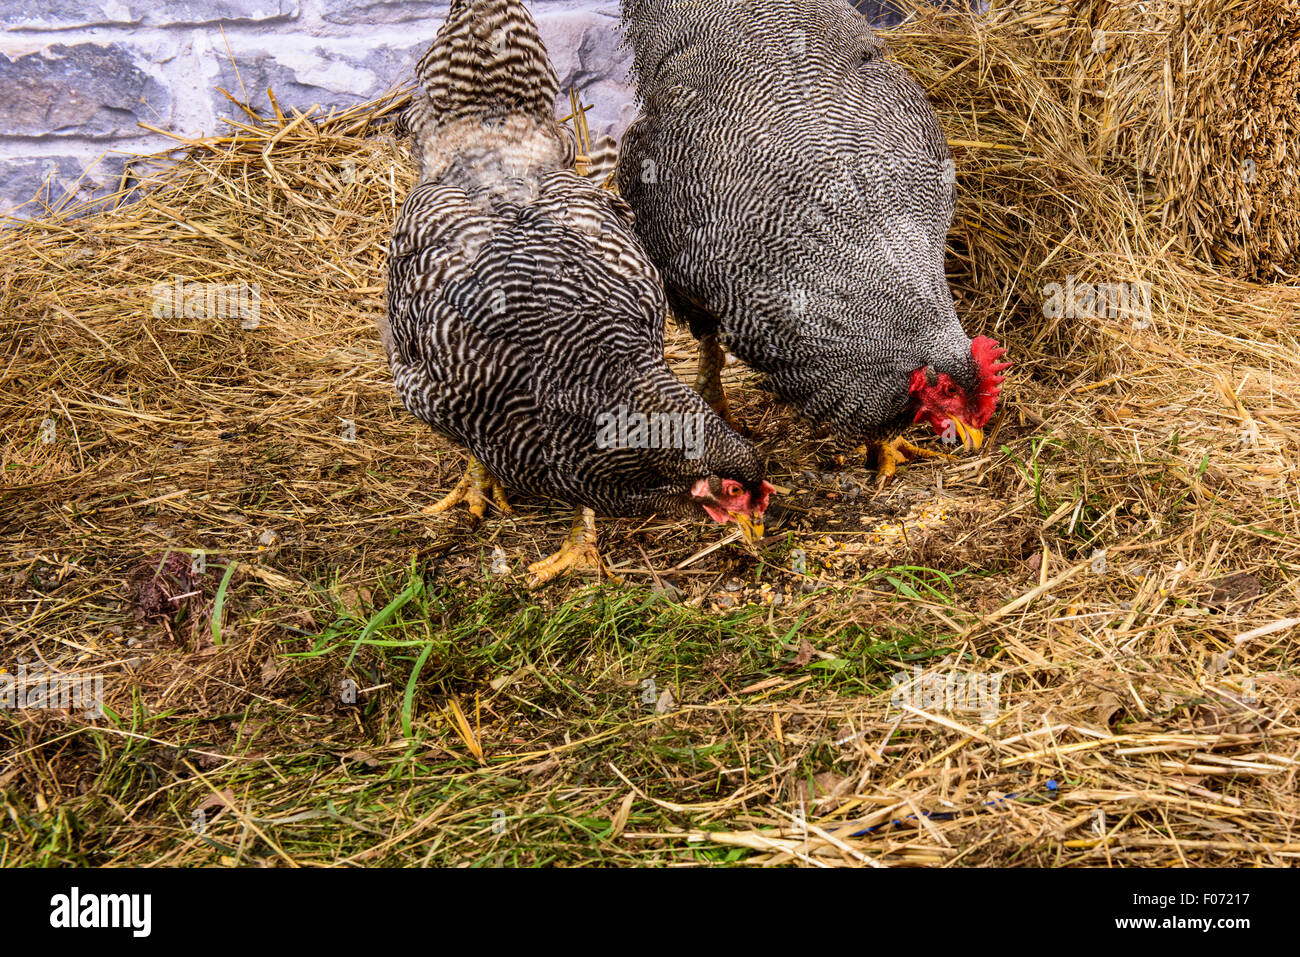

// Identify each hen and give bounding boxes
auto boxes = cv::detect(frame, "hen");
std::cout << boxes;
[616,0,1010,481]
[381,0,773,584]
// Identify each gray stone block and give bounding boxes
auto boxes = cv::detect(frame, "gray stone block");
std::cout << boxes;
[0,153,127,216]
[540,8,627,83]
[211,39,428,119]
[2,1,140,31]
[320,0,449,27]
[0,43,172,138]
[538,8,633,136]
[142,1,300,28]
[2,0,298,30]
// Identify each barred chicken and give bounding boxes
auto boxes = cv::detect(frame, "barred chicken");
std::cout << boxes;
[381,0,773,584]
[616,0,1010,482]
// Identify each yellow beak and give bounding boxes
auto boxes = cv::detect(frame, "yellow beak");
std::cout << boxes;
[734,513,764,544]
[951,417,984,452]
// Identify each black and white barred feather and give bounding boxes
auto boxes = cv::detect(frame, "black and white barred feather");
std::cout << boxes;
[617,0,979,442]
[382,0,764,518]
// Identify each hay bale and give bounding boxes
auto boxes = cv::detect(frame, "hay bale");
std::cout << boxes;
[981,0,1300,281]
[881,2,1300,368]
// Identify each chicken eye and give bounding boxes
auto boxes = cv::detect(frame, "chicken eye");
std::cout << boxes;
[721,480,743,497]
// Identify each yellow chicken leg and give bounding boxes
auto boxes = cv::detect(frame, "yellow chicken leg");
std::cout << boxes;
[837,438,957,487]
[424,456,511,519]
[528,507,608,587]
[695,333,747,435]
[871,437,956,487]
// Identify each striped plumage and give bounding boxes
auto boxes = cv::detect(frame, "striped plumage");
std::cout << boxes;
[381,0,771,578]
[616,0,1008,455]
[396,5,618,186]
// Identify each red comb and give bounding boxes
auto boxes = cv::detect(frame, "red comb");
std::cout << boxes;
[971,336,1011,426]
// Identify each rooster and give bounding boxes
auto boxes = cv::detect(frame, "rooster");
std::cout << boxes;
[381,0,773,584]
[616,0,1010,481]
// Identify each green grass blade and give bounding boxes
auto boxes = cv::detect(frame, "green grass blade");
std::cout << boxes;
[401,642,435,738]
[345,576,425,667]
[212,561,238,646]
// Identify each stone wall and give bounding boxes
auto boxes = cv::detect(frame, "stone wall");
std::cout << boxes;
[0,0,636,215]
[0,0,903,216]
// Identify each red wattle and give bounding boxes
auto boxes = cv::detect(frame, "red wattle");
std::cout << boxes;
[700,502,732,525]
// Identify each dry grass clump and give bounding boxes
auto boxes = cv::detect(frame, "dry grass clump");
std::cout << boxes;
[887,0,1300,471]
[0,5,1298,867]
[962,0,1300,280]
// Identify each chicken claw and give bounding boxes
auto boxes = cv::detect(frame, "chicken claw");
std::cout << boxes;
[424,456,511,519]
[870,437,956,488]
[528,508,610,587]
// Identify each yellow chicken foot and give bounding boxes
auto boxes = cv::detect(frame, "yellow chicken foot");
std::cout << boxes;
[695,333,747,435]
[423,456,511,519]
[528,507,609,587]
[870,437,956,488]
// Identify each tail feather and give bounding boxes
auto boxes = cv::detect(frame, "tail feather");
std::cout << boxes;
[413,0,558,125]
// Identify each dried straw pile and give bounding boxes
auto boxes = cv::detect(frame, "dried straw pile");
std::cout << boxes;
[1,5,1299,866]
[976,0,1300,280]
[887,0,1300,396]
[1,93,417,557]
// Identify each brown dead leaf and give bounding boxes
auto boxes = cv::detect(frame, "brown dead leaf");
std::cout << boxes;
[197,788,236,813]
[334,582,373,615]
[517,756,560,777]
[196,750,225,770]
[610,791,635,839]
[1095,692,1124,728]
[793,638,816,667]
[340,750,381,771]
[1209,572,1262,617]
[790,771,853,809]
